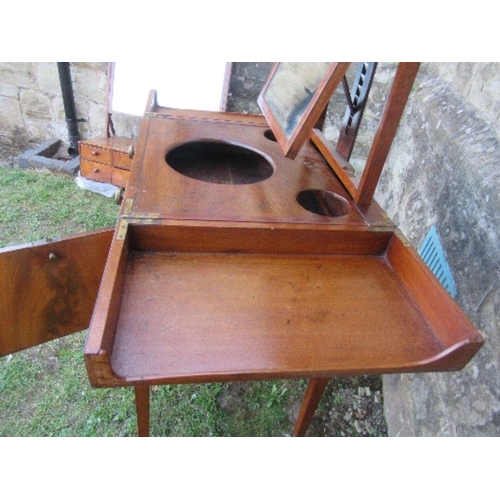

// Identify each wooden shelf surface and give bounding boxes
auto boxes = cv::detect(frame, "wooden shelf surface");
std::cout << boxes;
[108,249,443,383]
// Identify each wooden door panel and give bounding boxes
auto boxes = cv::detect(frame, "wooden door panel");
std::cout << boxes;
[0,228,113,356]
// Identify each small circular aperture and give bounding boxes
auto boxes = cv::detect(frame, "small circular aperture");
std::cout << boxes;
[264,129,277,142]
[296,189,351,217]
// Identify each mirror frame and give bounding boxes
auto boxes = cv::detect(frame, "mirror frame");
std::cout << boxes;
[258,62,350,159]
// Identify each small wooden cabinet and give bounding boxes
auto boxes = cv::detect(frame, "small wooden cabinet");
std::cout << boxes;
[79,136,136,188]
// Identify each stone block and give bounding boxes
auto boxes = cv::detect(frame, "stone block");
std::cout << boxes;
[0,62,34,87]
[72,65,107,103]
[110,112,141,140]
[74,62,108,72]
[468,62,500,127]
[23,119,58,143]
[27,154,79,175]
[86,100,107,137]
[19,89,52,120]
[17,139,61,168]
[0,96,24,136]
[378,64,500,437]
[0,82,18,98]
[34,62,61,96]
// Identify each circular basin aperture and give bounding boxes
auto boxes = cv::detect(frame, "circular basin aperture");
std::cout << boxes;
[297,189,351,217]
[264,129,277,142]
[166,140,274,185]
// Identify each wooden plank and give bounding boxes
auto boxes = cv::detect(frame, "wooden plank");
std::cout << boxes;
[130,111,365,226]
[84,228,130,357]
[293,378,329,437]
[355,63,421,207]
[128,222,393,256]
[0,228,113,356]
[310,128,359,199]
[386,233,484,367]
[107,251,443,385]
[135,386,150,437]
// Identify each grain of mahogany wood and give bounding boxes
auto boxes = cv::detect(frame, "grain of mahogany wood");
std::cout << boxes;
[108,251,443,383]
[0,228,113,356]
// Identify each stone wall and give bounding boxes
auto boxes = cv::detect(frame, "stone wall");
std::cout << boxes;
[0,62,139,150]
[225,62,273,114]
[375,63,500,436]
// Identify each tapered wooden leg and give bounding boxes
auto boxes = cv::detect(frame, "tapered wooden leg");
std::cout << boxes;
[134,385,150,437]
[293,378,329,437]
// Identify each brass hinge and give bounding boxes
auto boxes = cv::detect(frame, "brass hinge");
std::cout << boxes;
[122,212,160,226]
[395,229,413,247]
[122,198,134,216]
[116,219,128,240]
[129,212,160,220]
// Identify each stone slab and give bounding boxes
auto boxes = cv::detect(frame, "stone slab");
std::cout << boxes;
[17,138,61,168]
[27,154,79,175]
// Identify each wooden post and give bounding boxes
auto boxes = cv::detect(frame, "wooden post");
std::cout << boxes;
[134,385,150,437]
[355,62,421,208]
[293,378,329,437]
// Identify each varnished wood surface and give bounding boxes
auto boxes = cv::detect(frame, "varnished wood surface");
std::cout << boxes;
[127,222,393,256]
[310,128,359,199]
[355,63,421,207]
[0,228,113,356]
[79,136,135,188]
[293,378,329,437]
[308,64,421,209]
[258,63,351,159]
[85,107,483,390]
[80,159,113,184]
[84,224,483,388]
[128,111,367,226]
[84,230,130,358]
[105,247,443,384]
[135,386,150,437]
[387,233,484,364]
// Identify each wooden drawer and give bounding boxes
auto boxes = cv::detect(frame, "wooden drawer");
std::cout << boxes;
[112,167,130,188]
[81,159,113,183]
[113,150,133,170]
[80,143,112,164]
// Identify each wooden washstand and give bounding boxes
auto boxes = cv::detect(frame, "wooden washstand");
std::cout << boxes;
[84,63,483,436]
[0,63,483,436]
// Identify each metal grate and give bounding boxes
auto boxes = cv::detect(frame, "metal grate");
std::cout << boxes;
[418,226,457,298]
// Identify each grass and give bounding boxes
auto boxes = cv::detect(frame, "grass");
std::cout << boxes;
[0,167,118,245]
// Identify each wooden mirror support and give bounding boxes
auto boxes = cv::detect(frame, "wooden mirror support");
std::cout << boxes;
[309,62,421,208]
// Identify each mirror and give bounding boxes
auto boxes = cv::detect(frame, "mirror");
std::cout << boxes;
[258,62,350,159]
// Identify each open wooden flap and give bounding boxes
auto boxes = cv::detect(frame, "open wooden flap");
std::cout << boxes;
[0,227,113,356]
